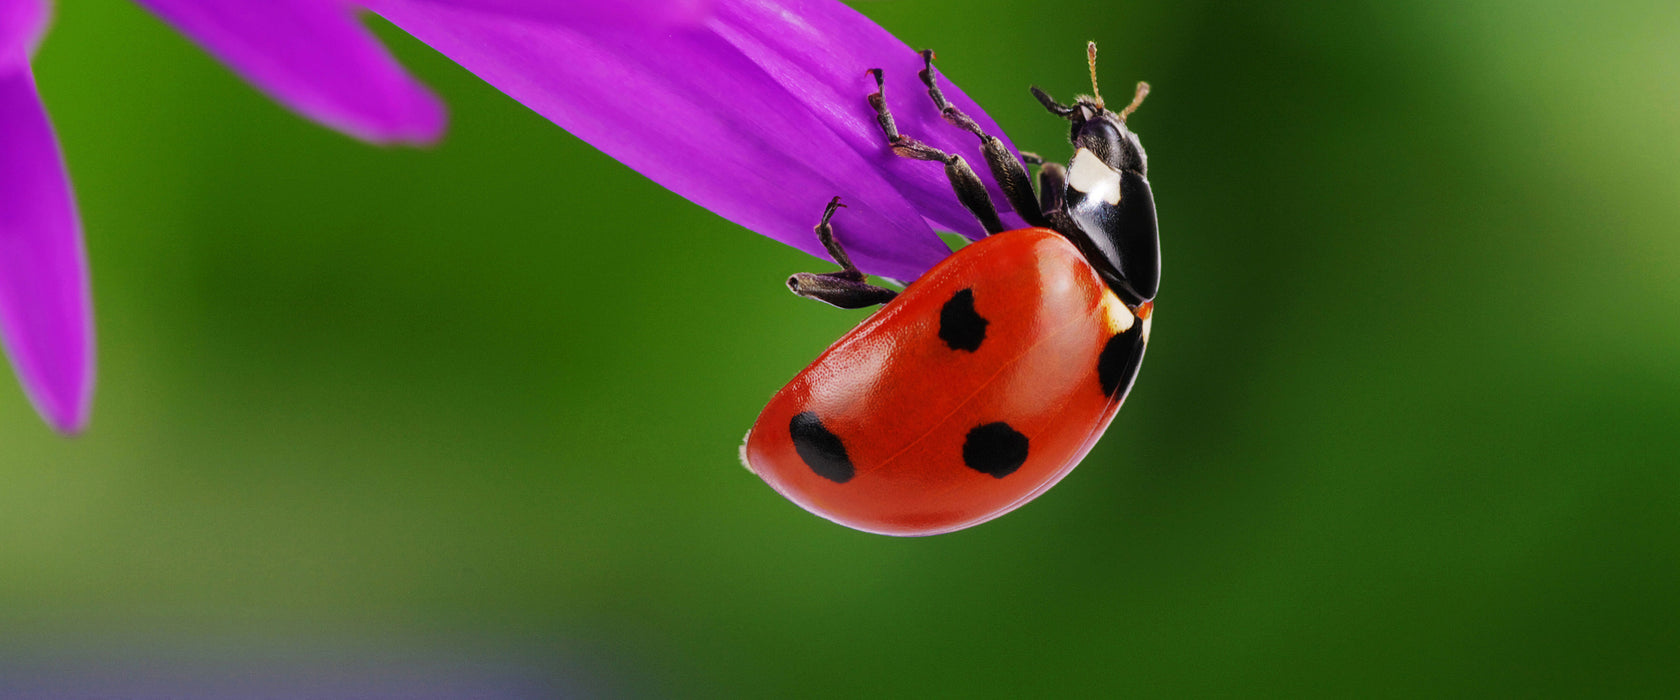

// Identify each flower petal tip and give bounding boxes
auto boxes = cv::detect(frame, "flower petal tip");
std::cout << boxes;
[133,0,450,146]
[340,84,448,147]
[27,369,93,436]
[1,301,95,437]
[1,255,96,439]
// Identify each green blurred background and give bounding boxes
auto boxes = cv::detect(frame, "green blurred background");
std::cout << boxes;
[5,0,1679,696]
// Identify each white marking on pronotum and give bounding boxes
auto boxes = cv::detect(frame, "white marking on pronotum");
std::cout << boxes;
[1067,148,1122,206]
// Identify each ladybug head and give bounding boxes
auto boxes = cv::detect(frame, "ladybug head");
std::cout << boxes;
[1035,42,1151,176]
[1066,90,1148,176]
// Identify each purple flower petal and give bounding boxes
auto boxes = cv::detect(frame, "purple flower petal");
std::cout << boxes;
[0,0,49,74]
[132,0,445,144]
[411,0,715,27]
[700,0,1028,240]
[0,69,93,434]
[367,0,1024,281]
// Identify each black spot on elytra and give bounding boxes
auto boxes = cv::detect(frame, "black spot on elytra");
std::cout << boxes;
[938,288,988,352]
[963,422,1029,478]
[1098,321,1147,397]
[790,411,854,483]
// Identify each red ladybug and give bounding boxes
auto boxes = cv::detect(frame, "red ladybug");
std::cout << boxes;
[743,45,1158,536]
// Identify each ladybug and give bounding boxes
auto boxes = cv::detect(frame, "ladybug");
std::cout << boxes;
[742,44,1157,536]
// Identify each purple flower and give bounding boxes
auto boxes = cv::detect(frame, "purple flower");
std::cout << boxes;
[3,0,1017,433]
[2,0,451,433]
[368,0,1025,283]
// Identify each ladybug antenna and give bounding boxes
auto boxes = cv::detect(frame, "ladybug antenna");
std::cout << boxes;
[1118,81,1150,122]
[1086,41,1104,110]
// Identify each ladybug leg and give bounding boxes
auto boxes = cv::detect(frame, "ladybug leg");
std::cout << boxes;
[1037,162,1083,235]
[916,50,1050,228]
[1036,161,1069,220]
[867,68,1005,235]
[1018,150,1074,232]
[787,196,900,310]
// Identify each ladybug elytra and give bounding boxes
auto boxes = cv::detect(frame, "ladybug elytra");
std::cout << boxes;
[743,44,1158,536]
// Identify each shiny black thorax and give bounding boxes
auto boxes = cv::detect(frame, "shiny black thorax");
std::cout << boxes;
[1040,97,1160,308]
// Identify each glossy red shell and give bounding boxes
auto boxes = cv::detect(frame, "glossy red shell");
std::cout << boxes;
[743,228,1150,536]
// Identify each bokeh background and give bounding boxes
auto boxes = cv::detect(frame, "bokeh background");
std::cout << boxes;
[5,0,1679,696]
